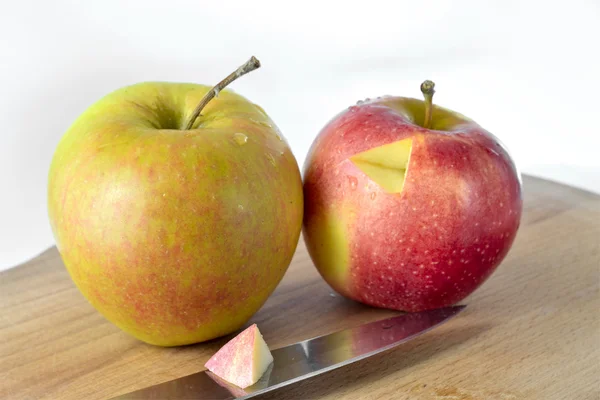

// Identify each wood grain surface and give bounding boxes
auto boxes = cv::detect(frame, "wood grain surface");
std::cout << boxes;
[1,175,599,400]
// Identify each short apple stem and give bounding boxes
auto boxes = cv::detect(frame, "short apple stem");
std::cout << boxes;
[183,56,261,130]
[420,80,435,129]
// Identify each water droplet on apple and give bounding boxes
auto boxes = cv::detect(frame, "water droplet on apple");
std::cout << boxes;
[370,192,376,200]
[348,176,358,190]
[356,100,364,105]
[238,204,244,211]
[348,105,359,112]
[250,118,272,128]
[253,104,268,116]
[233,133,248,146]
[266,152,277,166]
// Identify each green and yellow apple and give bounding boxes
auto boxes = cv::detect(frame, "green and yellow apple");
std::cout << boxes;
[47,58,303,346]
[303,81,522,312]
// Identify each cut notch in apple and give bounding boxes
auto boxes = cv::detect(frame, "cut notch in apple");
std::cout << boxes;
[349,138,413,193]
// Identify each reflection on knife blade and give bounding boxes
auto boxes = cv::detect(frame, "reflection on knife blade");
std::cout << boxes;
[112,305,465,400]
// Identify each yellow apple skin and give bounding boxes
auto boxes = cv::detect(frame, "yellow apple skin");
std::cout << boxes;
[48,83,303,346]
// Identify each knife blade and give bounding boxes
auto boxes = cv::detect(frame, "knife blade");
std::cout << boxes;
[112,305,464,399]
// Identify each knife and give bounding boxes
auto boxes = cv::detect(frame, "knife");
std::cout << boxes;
[112,305,464,399]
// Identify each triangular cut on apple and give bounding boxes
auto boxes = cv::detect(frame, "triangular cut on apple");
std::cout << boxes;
[204,324,274,389]
[349,138,413,193]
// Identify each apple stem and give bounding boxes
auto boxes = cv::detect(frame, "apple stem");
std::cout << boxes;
[420,80,435,129]
[183,56,261,130]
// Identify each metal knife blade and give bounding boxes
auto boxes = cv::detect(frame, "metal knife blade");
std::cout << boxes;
[112,305,465,400]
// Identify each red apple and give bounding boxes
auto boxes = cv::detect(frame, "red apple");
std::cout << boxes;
[302,81,522,312]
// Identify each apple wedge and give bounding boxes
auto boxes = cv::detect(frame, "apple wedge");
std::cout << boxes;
[204,324,274,389]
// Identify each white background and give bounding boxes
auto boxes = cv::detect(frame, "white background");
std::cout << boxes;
[1,0,599,271]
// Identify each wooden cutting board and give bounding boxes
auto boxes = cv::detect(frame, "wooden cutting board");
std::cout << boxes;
[1,175,599,400]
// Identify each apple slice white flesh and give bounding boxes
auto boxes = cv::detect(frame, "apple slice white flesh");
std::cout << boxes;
[350,138,413,193]
[204,324,274,389]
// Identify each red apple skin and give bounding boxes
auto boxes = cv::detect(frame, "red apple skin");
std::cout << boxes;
[303,98,523,312]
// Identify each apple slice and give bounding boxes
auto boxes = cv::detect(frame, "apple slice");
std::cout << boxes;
[349,138,413,193]
[204,324,274,389]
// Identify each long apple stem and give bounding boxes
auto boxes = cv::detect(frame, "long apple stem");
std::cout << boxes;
[420,80,435,129]
[183,56,261,130]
